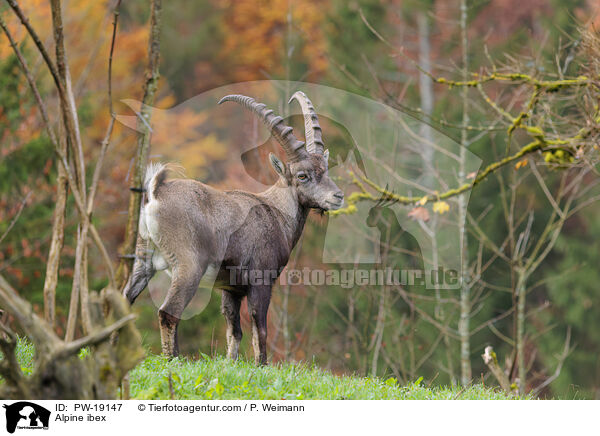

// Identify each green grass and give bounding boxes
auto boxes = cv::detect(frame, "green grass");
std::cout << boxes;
[13,337,36,375]
[4,338,522,400]
[130,354,519,400]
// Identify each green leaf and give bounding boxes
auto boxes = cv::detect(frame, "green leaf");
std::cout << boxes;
[385,377,397,387]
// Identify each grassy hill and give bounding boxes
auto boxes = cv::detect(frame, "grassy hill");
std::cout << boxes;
[7,338,519,400]
[130,354,518,400]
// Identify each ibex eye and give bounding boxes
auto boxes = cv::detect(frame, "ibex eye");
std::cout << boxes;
[297,173,308,181]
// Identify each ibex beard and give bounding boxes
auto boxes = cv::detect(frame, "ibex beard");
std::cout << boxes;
[123,92,344,364]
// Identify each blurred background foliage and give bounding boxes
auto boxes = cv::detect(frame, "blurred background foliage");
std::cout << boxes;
[1,0,600,398]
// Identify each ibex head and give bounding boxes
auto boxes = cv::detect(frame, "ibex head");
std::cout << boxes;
[218,92,344,211]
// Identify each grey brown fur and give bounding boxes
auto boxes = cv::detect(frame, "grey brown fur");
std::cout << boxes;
[123,93,343,364]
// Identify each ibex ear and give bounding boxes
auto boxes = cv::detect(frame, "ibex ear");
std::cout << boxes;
[269,153,286,177]
[323,149,329,162]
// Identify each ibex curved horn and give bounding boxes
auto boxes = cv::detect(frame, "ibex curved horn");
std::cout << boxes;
[288,91,324,155]
[218,94,308,162]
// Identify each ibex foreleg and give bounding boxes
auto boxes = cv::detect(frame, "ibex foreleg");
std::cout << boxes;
[248,285,271,365]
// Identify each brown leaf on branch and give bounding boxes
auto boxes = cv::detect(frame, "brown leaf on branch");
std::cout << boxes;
[408,206,430,222]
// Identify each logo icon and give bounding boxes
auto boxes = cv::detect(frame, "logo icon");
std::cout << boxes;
[3,402,50,433]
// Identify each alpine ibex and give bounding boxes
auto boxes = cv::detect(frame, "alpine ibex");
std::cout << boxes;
[123,92,344,364]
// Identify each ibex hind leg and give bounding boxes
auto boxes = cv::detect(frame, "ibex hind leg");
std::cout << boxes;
[247,285,271,365]
[221,290,243,360]
[158,260,206,357]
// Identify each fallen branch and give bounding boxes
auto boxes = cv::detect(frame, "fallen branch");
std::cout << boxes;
[0,274,144,399]
[53,313,136,360]
[482,345,515,394]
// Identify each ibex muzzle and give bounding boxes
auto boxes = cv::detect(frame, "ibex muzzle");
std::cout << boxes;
[123,92,343,364]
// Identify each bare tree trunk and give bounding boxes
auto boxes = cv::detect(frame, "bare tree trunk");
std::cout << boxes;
[371,285,388,376]
[66,227,81,340]
[347,288,361,370]
[49,0,85,193]
[417,11,434,172]
[515,271,527,392]
[116,0,162,289]
[458,0,472,386]
[43,121,68,328]
[279,1,295,361]
[281,283,291,360]
[49,0,94,340]
[418,10,458,384]
[81,242,91,332]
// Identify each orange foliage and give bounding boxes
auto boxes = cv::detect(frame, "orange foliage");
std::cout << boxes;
[0,1,222,284]
[0,0,150,148]
[577,0,600,29]
[221,0,330,82]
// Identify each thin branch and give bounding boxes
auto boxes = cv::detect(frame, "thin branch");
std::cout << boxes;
[0,192,31,245]
[4,0,65,99]
[0,15,59,146]
[471,307,515,336]
[0,14,115,289]
[108,0,121,117]
[87,0,122,215]
[529,327,572,397]
[53,313,137,360]
[329,139,543,215]
[529,160,564,218]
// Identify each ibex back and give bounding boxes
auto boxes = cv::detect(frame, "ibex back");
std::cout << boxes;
[123,92,344,364]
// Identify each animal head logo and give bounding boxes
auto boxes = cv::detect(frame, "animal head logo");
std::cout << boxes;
[3,402,50,434]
